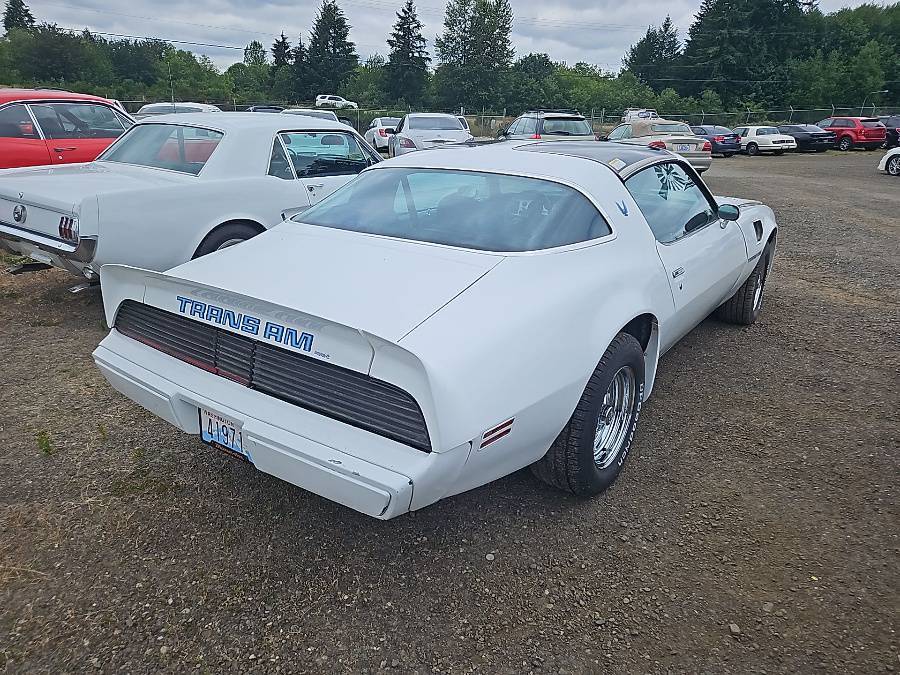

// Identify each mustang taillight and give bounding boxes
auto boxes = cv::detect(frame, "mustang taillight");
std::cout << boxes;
[58,216,79,243]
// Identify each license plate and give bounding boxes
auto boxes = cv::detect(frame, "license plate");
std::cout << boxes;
[676,144,692,152]
[199,408,247,460]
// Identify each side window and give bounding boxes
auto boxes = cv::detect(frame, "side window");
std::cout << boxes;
[817,119,831,128]
[607,125,627,140]
[507,119,522,135]
[279,131,369,178]
[0,104,40,138]
[625,162,717,244]
[396,118,404,132]
[30,103,126,139]
[268,138,294,180]
[521,117,537,135]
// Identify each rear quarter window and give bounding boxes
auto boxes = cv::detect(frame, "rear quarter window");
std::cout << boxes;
[99,124,224,175]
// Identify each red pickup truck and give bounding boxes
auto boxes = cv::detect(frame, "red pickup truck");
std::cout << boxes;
[0,88,133,169]
[816,117,886,151]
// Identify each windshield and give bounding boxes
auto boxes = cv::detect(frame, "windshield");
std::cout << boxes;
[279,131,368,177]
[295,168,611,252]
[408,116,463,130]
[542,118,592,135]
[651,123,692,134]
[98,124,223,175]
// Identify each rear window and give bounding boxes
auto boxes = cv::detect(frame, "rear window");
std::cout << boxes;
[861,119,884,128]
[541,118,592,136]
[283,109,338,120]
[295,168,611,252]
[712,126,733,134]
[756,127,780,135]
[99,124,223,175]
[651,123,692,134]
[409,116,462,130]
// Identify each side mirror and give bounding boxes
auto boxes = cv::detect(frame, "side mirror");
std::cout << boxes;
[496,127,508,139]
[598,134,609,141]
[717,203,740,221]
[384,128,396,135]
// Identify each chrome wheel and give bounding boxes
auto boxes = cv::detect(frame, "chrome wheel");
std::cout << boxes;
[593,366,637,469]
[215,238,246,251]
[888,156,900,176]
[753,272,764,310]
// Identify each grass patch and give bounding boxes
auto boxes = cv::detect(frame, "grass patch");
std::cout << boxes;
[110,471,171,497]
[35,431,53,456]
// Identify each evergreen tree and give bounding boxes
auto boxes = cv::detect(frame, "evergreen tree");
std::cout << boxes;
[307,0,358,94]
[435,0,474,66]
[623,16,680,91]
[271,32,292,68]
[243,40,268,67]
[291,36,311,100]
[3,0,35,32]
[386,0,429,104]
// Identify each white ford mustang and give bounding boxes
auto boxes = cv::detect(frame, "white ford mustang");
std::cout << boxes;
[0,113,380,280]
[92,142,778,519]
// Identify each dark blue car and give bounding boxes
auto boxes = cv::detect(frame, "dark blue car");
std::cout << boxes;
[690,125,742,157]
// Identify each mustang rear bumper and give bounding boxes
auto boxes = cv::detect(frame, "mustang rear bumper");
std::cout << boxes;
[92,331,472,518]
[0,221,97,278]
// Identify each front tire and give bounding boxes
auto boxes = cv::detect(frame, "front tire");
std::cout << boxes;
[746,142,759,156]
[716,243,774,325]
[887,155,900,176]
[838,136,852,151]
[532,333,644,497]
[193,222,262,258]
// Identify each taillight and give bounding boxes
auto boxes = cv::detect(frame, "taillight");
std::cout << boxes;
[648,140,667,149]
[529,133,541,139]
[399,137,416,148]
[378,128,387,137]
[702,140,712,152]
[58,216,79,243]
[713,135,725,142]
[735,136,741,142]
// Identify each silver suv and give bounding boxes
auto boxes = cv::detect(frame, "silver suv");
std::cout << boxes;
[497,110,597,142]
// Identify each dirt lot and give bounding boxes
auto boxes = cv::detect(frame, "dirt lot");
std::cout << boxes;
[1,151,897,674]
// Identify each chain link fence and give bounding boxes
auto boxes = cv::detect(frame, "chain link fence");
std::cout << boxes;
[118,100,900,137]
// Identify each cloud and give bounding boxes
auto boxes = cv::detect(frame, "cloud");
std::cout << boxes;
[28,0,882,75]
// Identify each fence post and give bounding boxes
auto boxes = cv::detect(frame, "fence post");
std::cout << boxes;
[700,109,705,124]
[600,108,605,127]
[788,105,794,122]
[745,108,751,123]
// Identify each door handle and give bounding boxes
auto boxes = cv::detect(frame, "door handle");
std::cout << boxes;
[672,267,685,279]
[53,147,77,152]
[306,184,324,192]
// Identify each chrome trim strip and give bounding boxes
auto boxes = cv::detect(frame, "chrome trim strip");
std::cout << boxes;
[0,221,96,262]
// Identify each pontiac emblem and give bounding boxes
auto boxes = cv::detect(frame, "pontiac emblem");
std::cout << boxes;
[12,205,27,223]
[18,191,24,199]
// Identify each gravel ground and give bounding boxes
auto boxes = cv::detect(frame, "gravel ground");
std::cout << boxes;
[1,151,897,674]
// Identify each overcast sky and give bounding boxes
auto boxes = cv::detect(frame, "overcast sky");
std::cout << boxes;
[27,0,888,73]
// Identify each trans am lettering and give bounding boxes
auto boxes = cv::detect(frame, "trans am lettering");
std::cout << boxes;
[176,296,314,352]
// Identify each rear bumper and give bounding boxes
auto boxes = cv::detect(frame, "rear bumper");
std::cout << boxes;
[0,220,96,277]
[678,153,712,172]
[856,139,885,148]
[797,139,835,150]
[712,141,741,154]
[92,331,472,518]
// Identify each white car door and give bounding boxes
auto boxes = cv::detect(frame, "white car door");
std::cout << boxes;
[625,161,746,350]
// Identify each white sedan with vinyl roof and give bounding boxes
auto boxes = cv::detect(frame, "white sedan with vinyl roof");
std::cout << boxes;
[93,141,778,519]
[0,113,379,280]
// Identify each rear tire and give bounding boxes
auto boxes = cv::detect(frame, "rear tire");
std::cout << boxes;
[532,333,645,497]
[193,222,263,259]
[838,136,852,151]
[746,142,759,156]
[716,243,774,325]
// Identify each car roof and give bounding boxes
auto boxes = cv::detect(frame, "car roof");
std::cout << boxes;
[379,140,667,179]
[136,112,352,133]
[407,112,459,118]
[0,87,113,104]
[628,118,689,132]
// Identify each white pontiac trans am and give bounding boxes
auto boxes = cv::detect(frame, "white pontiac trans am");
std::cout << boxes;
[0,113,380,280]
[92,142,778,519]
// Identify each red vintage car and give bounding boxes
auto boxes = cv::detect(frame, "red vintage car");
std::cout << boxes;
[0,88,133,169]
